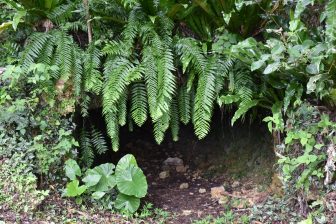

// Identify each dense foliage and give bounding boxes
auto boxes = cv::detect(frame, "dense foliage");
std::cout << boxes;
[0,0,335,219]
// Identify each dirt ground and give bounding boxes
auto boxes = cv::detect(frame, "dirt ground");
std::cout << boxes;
[113,121,278,223]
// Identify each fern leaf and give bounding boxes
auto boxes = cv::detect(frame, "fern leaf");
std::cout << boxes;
[91,127,108,155]
[84,44,102,95]
[178,85,191,125]
[156,48,176,117]
[153,112,170,144]
[170,97,179,141]
[80,129,94,167]
[131,82,148,127]
[21,32,51,70]
[231,100,259,126]
[105,111,119,151]
[193,57,217,139]
[118,90,128,126]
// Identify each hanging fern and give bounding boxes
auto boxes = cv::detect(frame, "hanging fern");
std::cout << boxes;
[90,127,108,155]
[80,129,94,167]
[131,82,148,127]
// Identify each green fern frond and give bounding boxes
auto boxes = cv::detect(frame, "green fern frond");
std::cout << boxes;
[176,38,206,76]
[105,111,119,151]
[48,2,77,24]
[153,112,170,144]
[231,100,259,126]
[178,85,191,125]
[193,56,217,139]
[103,57,134,112]
[131,82,148,127]
[84,44,102,95]
[51,31,74,80]
[156,48,176,117]
[117,91,128,126]
[81,94,91,117]
[90,127,108,155]
[80,128,94,167]
[142,46,159,120]
[170,97,179,141]
[21,32,52,70]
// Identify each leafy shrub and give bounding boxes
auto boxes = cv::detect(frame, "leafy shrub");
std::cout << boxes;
[64,154,148,213]
[0,63,78,213]
[0,156,49,213]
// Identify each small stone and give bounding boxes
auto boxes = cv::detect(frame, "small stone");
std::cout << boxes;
[218,196,229,204]
[189,192,194,195]
[152,182,157,186]
[211,186,225,199]
[163,157,184,166]
[179,183,189,189]
[176,165,187,173]
[159,171,170,179]
[199,188,206,194]
[182,210,192,216]
[232,181,240,188]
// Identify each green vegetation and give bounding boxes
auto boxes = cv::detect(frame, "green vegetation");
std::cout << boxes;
[0,0,336,222]
[64,154,148,213]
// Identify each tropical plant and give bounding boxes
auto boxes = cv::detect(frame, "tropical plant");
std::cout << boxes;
[64,154,148,213]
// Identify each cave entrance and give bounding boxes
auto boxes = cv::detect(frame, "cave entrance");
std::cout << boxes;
[82,108,277,222]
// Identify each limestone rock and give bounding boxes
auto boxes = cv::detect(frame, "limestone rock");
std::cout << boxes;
[211,186,225,199]
[199,188,206,194]
[159,171,170,179]
[163,157,183,166]
[179,183,189,189]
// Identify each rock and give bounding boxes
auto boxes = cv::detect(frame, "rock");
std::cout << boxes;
[179,183,189,189]
[176,165,188,173]
[199,188,206,194]
[211,186,225,199]
[232,181,240,188]
[159,171,170,179]
[218,196,229,204]
[182,210,192,216]
[163,157,183,166]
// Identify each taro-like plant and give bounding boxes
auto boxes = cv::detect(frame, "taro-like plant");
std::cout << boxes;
[64,154,148,213]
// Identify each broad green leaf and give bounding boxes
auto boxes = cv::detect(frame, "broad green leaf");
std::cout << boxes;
[65,180,87,197]
[116,164,148,198]
[82,172,101,187]
[115,193,140,213]
[307,74,322,94]
[116,154,138,174]
[12,10,26,30]
[251,60,265,71]
[64,159,81,180]
[91,191,106,200]
[84,163,116,192]
[263,62,280,74]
